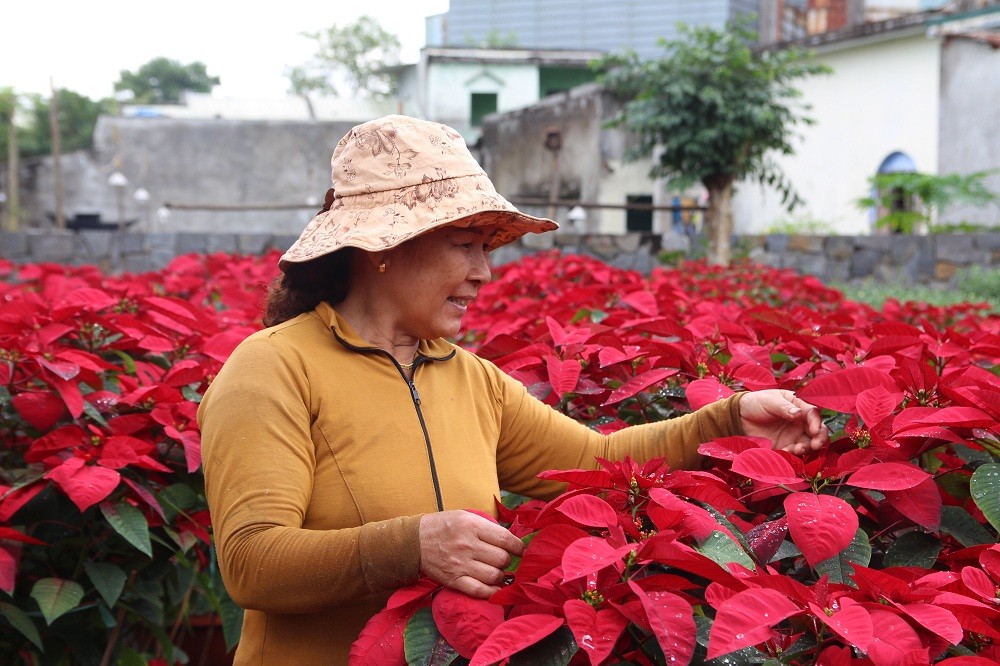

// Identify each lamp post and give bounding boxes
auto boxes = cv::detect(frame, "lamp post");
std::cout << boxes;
[544,127,562,222]
[156,206,171,229]
[107,171,128,233]
[133,187,151,231]
[567,205,587,234]
[108,171,128,269]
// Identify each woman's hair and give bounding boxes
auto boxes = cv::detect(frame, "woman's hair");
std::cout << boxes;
[262,248,355,327]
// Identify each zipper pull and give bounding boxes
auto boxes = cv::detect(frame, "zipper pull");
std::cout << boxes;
[409,382,421,406]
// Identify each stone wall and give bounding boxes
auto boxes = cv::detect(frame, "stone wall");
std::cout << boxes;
[2,230,999,284]
[1,117,359,236]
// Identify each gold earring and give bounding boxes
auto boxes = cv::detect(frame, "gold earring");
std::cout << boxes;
[378,262,387,273]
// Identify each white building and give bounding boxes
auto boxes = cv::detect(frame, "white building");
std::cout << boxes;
[733,7,1000,234]
[393,47,603,145]
[480,6,1000,236]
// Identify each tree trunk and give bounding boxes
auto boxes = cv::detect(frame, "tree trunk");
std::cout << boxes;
[703,175,735,266]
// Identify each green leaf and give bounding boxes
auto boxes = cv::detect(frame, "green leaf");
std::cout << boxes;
[117,646,150,666]
[112,349,137,375]
[507,532,537,573]
[100,501,152,557]
[30,578,85,625]
[84,561,128,608]
[941,505,995,547]
[404,607,458,666]
[970,463,1000,533]
[953,443,995,466]
[0,601,43,649]
[770,540,802,561]
[702,504,754,554]
[509,625,577,665]
[159,483,200,519]
[883,531,942,569]
[936,471,972,502]
[181,385,203,403]
[693,614,770,664]
[815,528,871,585]
[695,530,756,572]
[218,590,244,652]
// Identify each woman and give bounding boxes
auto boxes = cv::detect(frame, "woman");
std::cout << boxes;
[198,115,828,664]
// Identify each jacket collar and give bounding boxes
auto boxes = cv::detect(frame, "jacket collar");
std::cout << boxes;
[313,301,457,362]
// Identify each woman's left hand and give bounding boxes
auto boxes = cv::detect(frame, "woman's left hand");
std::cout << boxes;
[738,389,829,455]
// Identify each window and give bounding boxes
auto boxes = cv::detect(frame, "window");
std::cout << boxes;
[626,195,653,232]
[470,93,498,127]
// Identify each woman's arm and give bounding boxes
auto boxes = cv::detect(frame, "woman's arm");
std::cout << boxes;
[493,369,827,500]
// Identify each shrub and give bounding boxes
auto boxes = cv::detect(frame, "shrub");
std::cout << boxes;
[0,253,278,664]
[363,253,1000,664]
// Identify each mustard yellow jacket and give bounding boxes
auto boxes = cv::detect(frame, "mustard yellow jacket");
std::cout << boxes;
[198,302,743,664]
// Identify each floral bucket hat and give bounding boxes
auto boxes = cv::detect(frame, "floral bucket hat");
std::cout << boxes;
[279,114,558,269]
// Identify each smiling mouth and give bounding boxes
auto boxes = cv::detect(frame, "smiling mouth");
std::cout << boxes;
[448,297,472,308]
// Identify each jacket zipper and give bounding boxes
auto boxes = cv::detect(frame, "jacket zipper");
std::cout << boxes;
[329,328,446,512]
[395,359,445,513]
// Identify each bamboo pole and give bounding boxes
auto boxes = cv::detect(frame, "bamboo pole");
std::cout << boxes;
[49,78,65,230]
[6,108,18,232]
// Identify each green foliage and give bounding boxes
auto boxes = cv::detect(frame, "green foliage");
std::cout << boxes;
[22,90,116,157]
[833,265,1000,314]
[764,216,834,235]
[929,221,998,234]
[114,57,220,104]
[466,29,520,48]
[1,88,115,159]
[595,18,830,265]
[857,170,999,234]
[0,88,18,163]
[595,18,830,204]
[286,15,401,99]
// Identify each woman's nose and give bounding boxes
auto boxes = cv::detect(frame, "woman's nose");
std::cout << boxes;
[470,248,492,285]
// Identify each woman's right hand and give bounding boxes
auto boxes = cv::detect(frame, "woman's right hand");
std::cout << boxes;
[418,511,525,598]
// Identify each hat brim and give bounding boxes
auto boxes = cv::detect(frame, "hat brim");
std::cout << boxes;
[279,173,557,269]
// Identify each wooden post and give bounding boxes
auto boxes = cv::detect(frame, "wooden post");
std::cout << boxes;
[544,128,563,222]
[49,78,65,230]
[6,109,18,232]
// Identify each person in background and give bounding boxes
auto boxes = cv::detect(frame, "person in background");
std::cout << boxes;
[197,115,829,664]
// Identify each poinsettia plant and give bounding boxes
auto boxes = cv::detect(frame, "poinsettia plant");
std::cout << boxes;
[0,253,278,664]
[354,253,1000,665]
[4,250,999,665]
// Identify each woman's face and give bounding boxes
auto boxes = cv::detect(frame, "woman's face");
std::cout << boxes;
[383,225,494,340]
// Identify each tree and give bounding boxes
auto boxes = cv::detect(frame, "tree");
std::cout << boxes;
[1,88,20,231]
[0,87,19,160]
[597,19,830,265]
[1,88,113,159]
[114,57,220,104]
[286,15,401,100]
[858,170,999,234]
[19,90,116,157]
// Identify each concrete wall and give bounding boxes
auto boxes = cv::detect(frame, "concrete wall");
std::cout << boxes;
[3,116,360,235]
[480,84,643,232]
[4,229,998,287]
[732,31,942,235]
[938,36,1000,227]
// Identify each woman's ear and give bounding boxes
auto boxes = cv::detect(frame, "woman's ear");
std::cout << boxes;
[365,252,389,271]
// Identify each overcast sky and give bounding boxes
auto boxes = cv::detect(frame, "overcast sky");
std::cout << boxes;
[3,0,449,100]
